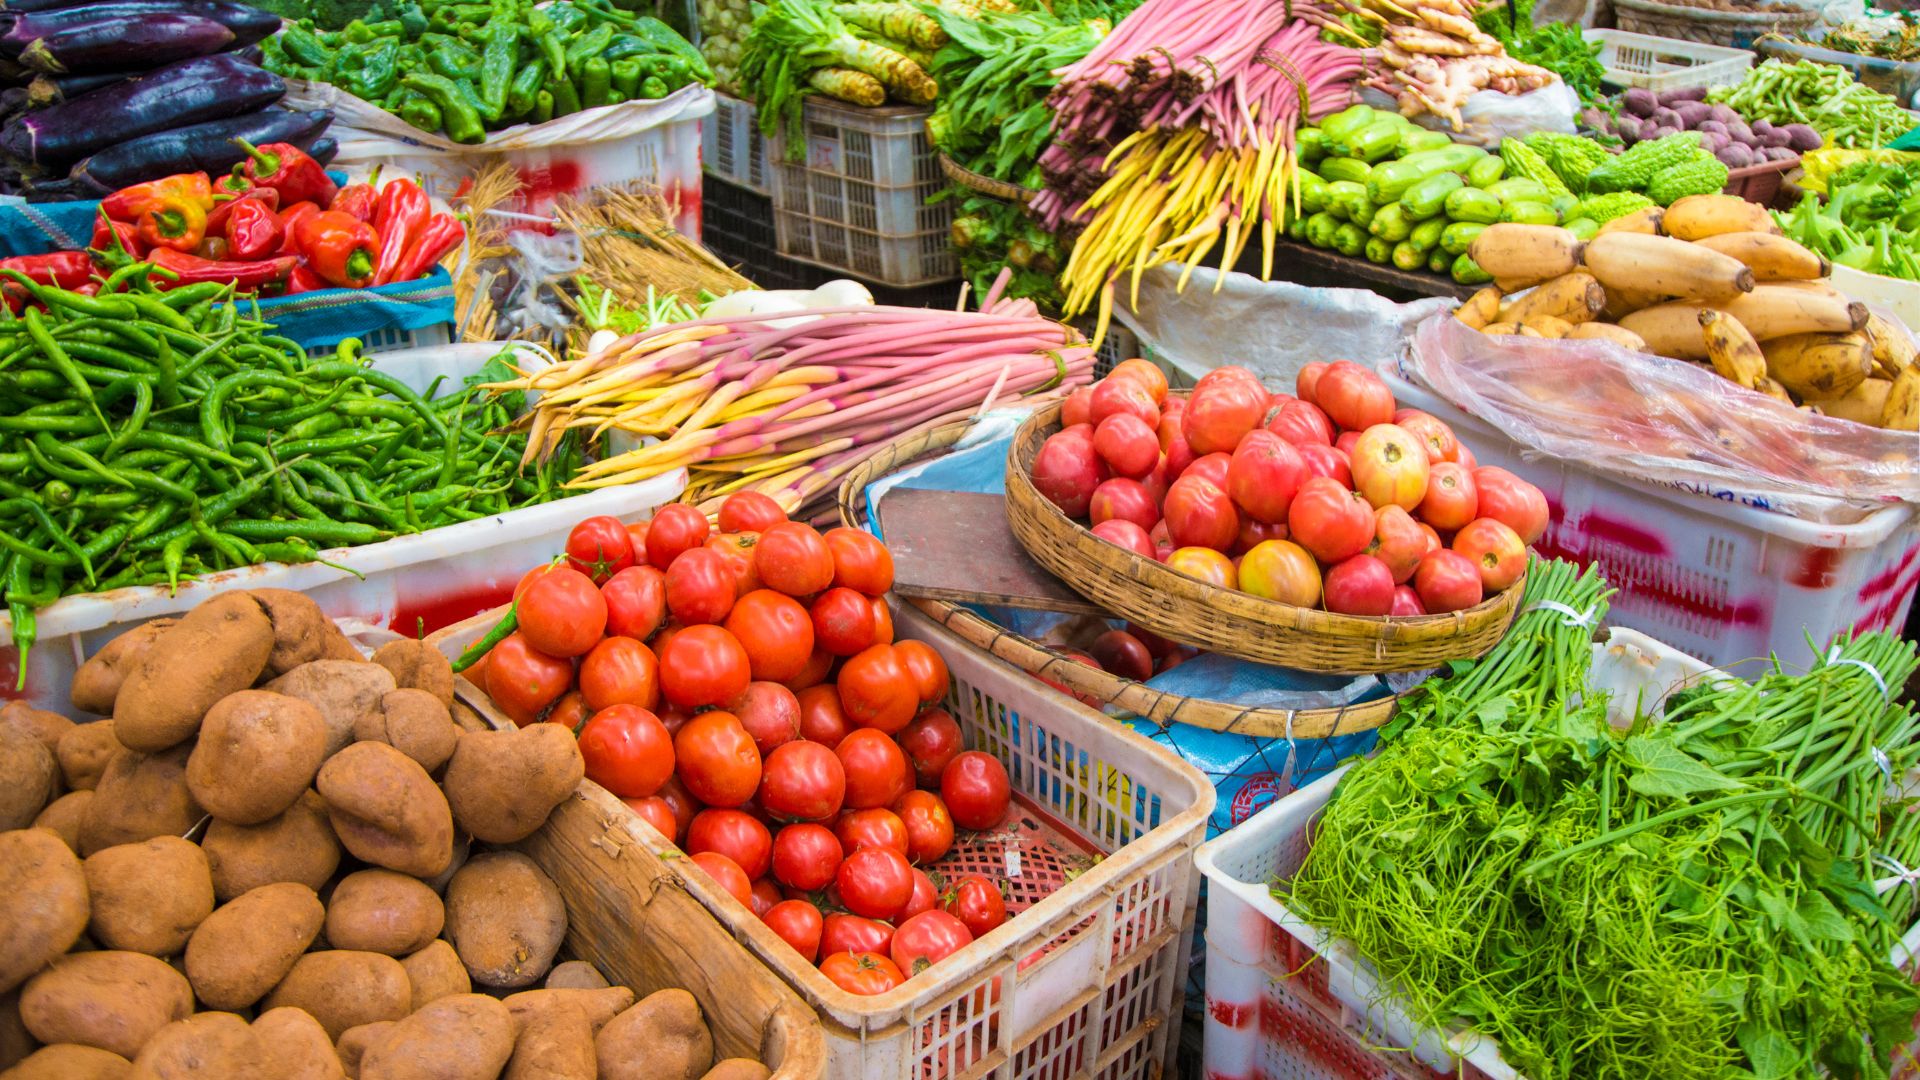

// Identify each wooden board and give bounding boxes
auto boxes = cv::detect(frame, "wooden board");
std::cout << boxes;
[875,488,1107,616]
[1270,239,1478,301]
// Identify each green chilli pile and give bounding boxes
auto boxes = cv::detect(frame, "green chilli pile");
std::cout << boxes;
[1283,558,1920,1080]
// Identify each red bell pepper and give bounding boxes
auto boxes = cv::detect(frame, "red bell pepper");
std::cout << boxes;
[234,138,336,208]
[100,172,212,222]
[224,199,283,261]
[388,212,464,283]
[204,186,279,237]
[330,168,380,223]
[214,169,255,198]
[90,215,147,259]
[0,251,98,313]
[371,177,430,286]
[146,248,298,293]
[285,264,329,295]
[277,202,322,257]
[294,210,379,289]
[137,199,207,253]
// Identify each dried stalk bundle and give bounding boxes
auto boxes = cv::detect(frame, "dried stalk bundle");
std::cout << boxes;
[557,184,753,310]
[447,160,522,343]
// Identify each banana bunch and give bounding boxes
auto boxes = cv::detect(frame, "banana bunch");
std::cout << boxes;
[1452,193,1920,431]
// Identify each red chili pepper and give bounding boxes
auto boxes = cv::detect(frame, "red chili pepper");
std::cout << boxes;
[0,251,98,313]
[285,264,329,294]
[100,172,213,222]
[388,212,464,284]
[224,199,283,261]
[146,248,298,292]
[277,202,322,256]
[331,180,379,223]
[371,178,431,287]
[90,215,147,259]
[205,186,279,237]
[295,209,379,289]
[234,138,336,208]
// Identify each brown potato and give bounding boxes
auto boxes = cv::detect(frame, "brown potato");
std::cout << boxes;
[247,590,334,676]
[78,745,201,857]
[353,690,456,775]
[184,883,324,1010]
[82,837,213,957]
[261,952,410,1041]
[370,641,454,709]
[335,1022,394,1079]
[399,940,469,1012]
[2,1044,132,1080]
[33,792,91,853]
[251,1008,345,1080]
[0,728,57,831]
[504,1000,595,1080]
[700,1061,772,1080]
[128,1011,263,1080]
[70,622,174,717]
[265,662,396,759]
[324,870,444,957]
[0,829,92,993]
[115,594,274,753]
[202,790,339,901]
[315,743,452,879]
[56,722,119,793]
[544,961,608,990]
[595,990,712,1080]
[359,994,514,1080]
[443,853,565,989]
[0,702,72,757]
[502,987,634,1035]
[19,951,192,1059]
[442,726,583,844]
[185,691,328,825]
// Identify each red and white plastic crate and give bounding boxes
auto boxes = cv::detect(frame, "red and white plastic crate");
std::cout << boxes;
[1196,627,1920,1080]
[1385,370,1920,673]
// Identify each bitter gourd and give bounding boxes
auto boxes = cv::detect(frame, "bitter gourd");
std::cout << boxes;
[1568,191,1655,224]
[1523,131,1613,192]
[1499,137,1571,198]
[1646,156,1730,205]
[1586,132,1702,193]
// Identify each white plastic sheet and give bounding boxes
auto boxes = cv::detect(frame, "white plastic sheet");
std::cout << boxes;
[284,79,714,156]
[1359,80,1579,147]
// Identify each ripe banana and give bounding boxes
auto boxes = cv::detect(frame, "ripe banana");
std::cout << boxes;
[1661,194,1780,241]
[1763,331,1872,401]
[1601,284,1668,321]
[1523,314,1573,338]
[1455,287,1501,330]
[1811,377,1892,426]
[1498,272,1604,326]
[1765,279,1850,302]
[1883,363,1920,430]
[1468,224,1583,292]
[1583,233,1755,302]
[1720,288,1867,339]
[1481,321,1522,335]
[1619,302,1714,359]
[1699,309,1766,390]
[1565,322,1648,351]
[1865,313,1918,378]
[1758,378,1794,403]
[1596,206,1663,237]
[1517,325,1545,337]
[1690,232,1829,281]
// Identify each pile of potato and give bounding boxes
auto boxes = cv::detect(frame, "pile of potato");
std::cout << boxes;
[1454,194,1920,431]
[0,589,770,1080]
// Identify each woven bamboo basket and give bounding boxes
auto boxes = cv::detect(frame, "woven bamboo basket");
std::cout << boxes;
[1614,0,1817,49]
[835,415,1402,738]
[1005,402,1524,674]
[938,152,1036,204]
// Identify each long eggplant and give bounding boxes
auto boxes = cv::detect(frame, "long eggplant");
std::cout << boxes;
[39,66,125,100]
[0,1,280,50]
[0,53,282,167]
[18,13,233,74]
[70,106,329,189]
[308,135,336,166]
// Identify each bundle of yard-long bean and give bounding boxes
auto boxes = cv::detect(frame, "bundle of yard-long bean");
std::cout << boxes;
[493,289,1093,514]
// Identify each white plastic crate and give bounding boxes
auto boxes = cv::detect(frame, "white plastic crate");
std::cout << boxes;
[1197,627,1920,1080]
[705,91,768,195]
[301,320,454,359]
[435,600,1212,1080]
[1385,370,1920,672]
[1586,29,1753,91]
[0,343,687,718]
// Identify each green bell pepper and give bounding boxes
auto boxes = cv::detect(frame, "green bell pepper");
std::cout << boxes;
[396,90,443,133]
[429,41,480,80]
[639,74,667,98]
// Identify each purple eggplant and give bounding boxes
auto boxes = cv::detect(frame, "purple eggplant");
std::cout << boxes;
[0,53,282,168]
[308,135,335,166]
[70,106,329,189]
[36,66,128,100]
[17,13,233,74]
[0,1,280,50]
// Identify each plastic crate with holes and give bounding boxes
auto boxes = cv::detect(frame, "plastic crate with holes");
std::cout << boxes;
[766,97,957,288]
[706,91,769,195]
[1585,28,1752,92]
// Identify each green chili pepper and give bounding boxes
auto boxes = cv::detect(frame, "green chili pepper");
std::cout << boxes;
[610,57,641,99]
[281,24,335,67]
[550,72,581,116]
[402,73,486,143]
[477,20,518,122]
[581,56,612,109]
[506,59,546,118]
[564,24,613,77]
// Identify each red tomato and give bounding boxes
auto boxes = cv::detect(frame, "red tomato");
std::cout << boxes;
[1315,361,1395,432]
[1165,546,1237,590]
[869,597,894,646]
[1371,506,1429,586]
[904,871,941,925]
[892,911,974,978]
[1091,631,1152,680]
[578,704,674,798]
[834,808,909,856]
[645,504,709,570]
[1110,358,1169,405]
[1351,424,1431,513]
[763,899,823,963]
[1093,414,1159,479]
[1061,385,1094,427]
[655,774,700,842]
[819,952,904,996]
[1163,476,1240,552]
[1414,549,1485,613]
[1088,376,1160,430]
[656,703,693,737]
[664,547,737,626]
[1182,452,1233,492]
[896,708,963,788]
[705,532,764,598]
[820,914,894,959]
[690,851,752,907]
[578,636,660,713]
[836,729,912,810]
[756,522,835,598]
[724,589,816,683]
[940,752,1011,831]
[784,648,834,693]
[1267,399,1336,448]
[564,516,634,585]
[730,681,801,756]
[1288,477,1376,565]
[892,640,948,704]
[622,796,678,840]
[1471,467,1549,546]
[1296,361,1328,405]
[1090,518,1156,560]
[657,625,751,708]
[810,587,876,656]
[1396,410,1459,464]
[688,808,773,880]
[892,789,955,864]
[1238,539,1322,607]
[1182,379,1265,456]
[942,874,1008,939]
[517,567,607,658]
[798,684,852,749]
[837,644,918,734]
[750,877,782,918]
[1419,461,1479,532]
[759,740,847,822]
[625,519,650,560]
[601,565,666,641]
[824,527,895,596]
[836,847,913,920]
[719,491,787,534]
[673,711,762,808]
[1228,431,1308,525]
[484,633,573,725]
[1090,478,1160,532]
[771,823,843,890]
[1323,554,1396,616]
[545,690,588,732]
[1453,517,1527,593]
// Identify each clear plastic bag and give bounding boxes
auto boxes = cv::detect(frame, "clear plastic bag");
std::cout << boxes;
[1359,80,1579,147]
[1405,313,1920,523]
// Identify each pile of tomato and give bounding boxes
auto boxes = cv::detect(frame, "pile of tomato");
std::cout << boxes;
[463,494,1015,997]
